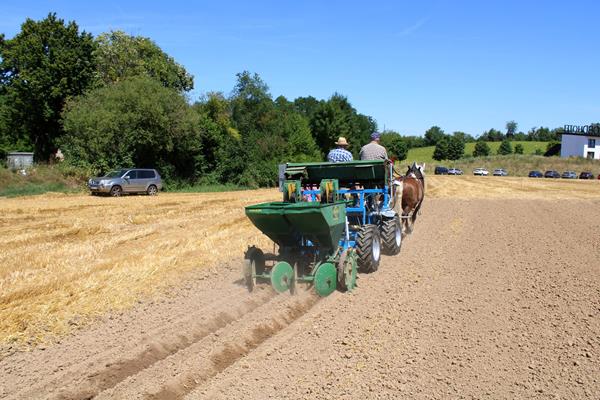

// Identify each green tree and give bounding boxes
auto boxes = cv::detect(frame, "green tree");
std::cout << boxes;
[226,71,322,186]
[380,132,408,161]
[424,126,445,146]
[230,71,274,135]
[452,131,475,143]
[514,143,524,154]
[446,135,465,160]
[480,128,504,141]
[473,140,491,157]
[293,96,321,118]
[309,93,376,158]
[497,139,513,155]
[432,137,450,161]
[505,120,518,138]
[94,31,193,92]
[61,76,203,179]
[0,13,97,160]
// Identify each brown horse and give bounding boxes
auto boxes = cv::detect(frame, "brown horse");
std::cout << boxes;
[396,162,425,235]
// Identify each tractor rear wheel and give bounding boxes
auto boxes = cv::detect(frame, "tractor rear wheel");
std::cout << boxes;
[356,224,381,273]
[382,216,402,255]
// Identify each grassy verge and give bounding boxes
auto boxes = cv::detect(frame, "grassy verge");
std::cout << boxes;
[0,182,79,198]
[165,183,252,193]
[0,165,86,198]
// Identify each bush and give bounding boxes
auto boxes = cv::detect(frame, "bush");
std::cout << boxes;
[473,140,490,157]
[497,139,513,155]
[514,143,524,154]
[61,76,204,180]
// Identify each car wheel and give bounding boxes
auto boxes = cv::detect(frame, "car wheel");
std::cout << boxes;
[110,185,122,197]
[147,185,158,196]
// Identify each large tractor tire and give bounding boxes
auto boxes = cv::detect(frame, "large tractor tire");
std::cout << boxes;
[381,216,402,255]
[356,224,381,273]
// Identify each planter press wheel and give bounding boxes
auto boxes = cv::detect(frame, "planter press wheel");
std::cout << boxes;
[271,261,294,293]
[337,249,357,292]
[313,262,337,297]
[243,247,264,292]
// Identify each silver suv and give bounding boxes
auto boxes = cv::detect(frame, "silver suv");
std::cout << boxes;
[88,168,162,196]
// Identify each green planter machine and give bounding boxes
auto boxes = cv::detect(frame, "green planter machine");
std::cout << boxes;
[244,160,403,297]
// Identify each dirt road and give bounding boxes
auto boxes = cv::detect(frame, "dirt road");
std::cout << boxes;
[1,178,599,399]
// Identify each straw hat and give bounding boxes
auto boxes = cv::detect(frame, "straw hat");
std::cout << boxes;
[335,137,349,146]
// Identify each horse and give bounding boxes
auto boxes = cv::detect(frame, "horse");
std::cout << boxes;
[392,162,425,235]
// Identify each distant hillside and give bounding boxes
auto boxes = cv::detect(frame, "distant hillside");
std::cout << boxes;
[397,154,600,178]
[406,141,549,165]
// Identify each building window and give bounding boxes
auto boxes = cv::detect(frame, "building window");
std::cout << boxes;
[587,151,594,159]
[588,138,596,148]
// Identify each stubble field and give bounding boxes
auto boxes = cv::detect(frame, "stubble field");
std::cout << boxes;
[1,176,599,399]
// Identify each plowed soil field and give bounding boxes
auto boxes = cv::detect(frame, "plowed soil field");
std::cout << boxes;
[1,176,599,399]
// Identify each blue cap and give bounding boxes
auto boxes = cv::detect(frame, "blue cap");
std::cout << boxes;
[371,132,381,140]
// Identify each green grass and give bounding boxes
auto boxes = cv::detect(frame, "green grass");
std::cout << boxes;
[0,182,79,197]
[406,141,549,165]
[165,183,251,193]
[0,165,85,198]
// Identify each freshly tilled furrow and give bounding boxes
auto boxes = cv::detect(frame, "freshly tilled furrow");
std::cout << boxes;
[96,292,319,400]
[51,289,277,400]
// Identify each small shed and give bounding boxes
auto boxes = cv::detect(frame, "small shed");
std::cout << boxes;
[6,152,34,170]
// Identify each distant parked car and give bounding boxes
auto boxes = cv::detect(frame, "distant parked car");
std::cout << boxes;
[493,168,508,176]
[435,166,449,175]
[544,170,560,179]
[473,167,489,176]
[528,170,543,178]
[579,171,595,179]
[448,168,463,175]
[561,171,577,179]
[88,168,162,196]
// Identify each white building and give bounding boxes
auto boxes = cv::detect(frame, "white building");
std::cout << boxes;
[561,133,600,159]
[6,152,34,170]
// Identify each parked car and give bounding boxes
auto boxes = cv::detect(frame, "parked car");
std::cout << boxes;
[448,168,463,175]
[88,168,162,196]
[579,171,595,179]
[544,170,560,178]
[473,167,489,176]
[528,170,543,178]
[434,166,449,175]
[493,168,508,176]
[561,171,577,179]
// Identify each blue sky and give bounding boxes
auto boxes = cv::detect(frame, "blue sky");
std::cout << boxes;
[2,1,599,137]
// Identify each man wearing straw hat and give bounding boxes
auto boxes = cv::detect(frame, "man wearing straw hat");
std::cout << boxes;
[327,137,353,162]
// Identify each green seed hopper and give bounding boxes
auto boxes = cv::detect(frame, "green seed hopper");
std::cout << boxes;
[245,201,346,251]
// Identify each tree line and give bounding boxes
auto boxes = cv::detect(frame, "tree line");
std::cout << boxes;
[422,122,564,161]
[0,13,567,186]
[1,14,409,186]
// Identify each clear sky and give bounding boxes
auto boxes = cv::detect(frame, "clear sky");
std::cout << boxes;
[2,1,599,137]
